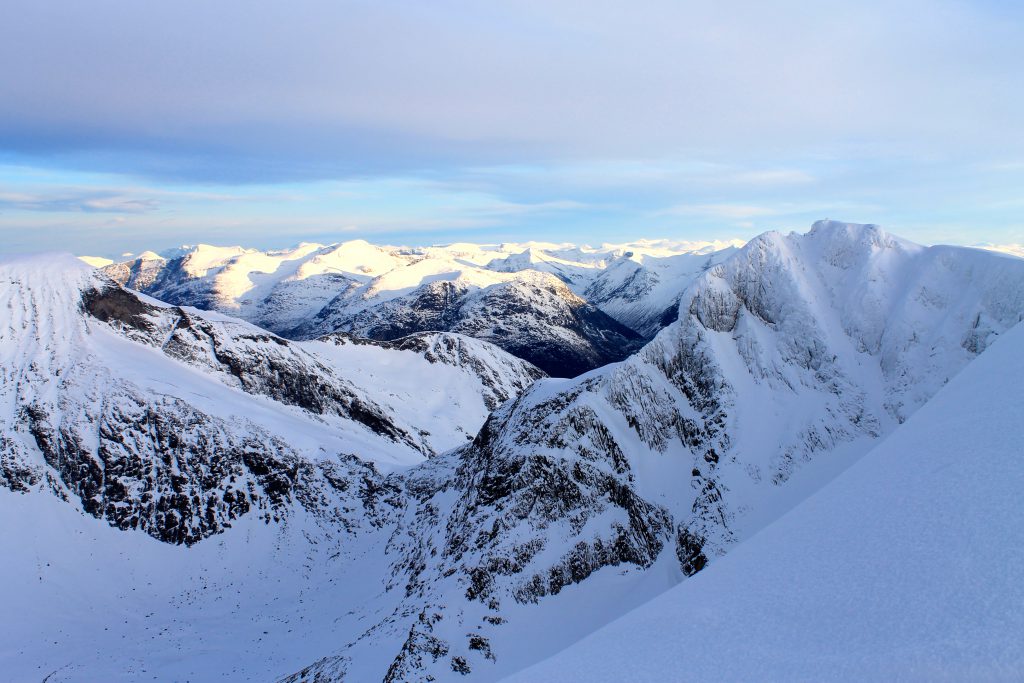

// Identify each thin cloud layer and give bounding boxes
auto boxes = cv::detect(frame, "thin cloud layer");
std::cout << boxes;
[1,0,1022,181]
[0,1,1022,253]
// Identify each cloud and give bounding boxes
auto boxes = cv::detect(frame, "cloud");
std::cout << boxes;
[971,243,1024,258]
[659,203,781,220]
[655,199,884,221]
[466,199,590,217]
[723,170,817,186]
[0,190,158,213]
[0,0,1021,182]
[449,162,817,194]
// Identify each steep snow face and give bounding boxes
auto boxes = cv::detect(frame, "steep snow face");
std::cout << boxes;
[101,238,741,373]
[505,319,1024,683]
[584,247,740,337]
[0,254,542,545]
[283,221,1024,682]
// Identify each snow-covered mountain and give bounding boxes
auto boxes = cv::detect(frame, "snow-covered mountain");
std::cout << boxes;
[101,238,740,376]
[582,247,739,336]
[0,254,543,545]
[296,270,646,377]
[505,315,1024,683]
[4,222,1023,682]
[277,220,1024,681]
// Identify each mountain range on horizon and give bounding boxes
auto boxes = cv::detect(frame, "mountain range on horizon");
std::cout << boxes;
[2,219,1023,682]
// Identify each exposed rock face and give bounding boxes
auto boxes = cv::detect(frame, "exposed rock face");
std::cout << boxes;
[1,261,412,546]
[6,222,1024,682]
[101,253,169,296]
[102,244,661,378]
[19,389,402,546]
[0,257,540,549]
[84,283,429,453]
[278,222,1024,682]
[298,273,645,377]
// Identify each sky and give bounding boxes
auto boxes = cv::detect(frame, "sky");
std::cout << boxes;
[1,0,1023,257]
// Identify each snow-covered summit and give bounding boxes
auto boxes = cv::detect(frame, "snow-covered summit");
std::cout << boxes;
[7,222,1024,682]
[99,236,743,375]
[278,222,1024,682]
[0,252,544,545]
[506,318,1024,682]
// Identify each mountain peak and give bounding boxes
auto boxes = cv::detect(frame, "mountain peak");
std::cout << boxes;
[806,218,908,249]
[2,251,95,280]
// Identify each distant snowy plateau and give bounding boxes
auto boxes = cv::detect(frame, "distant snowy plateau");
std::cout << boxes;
[2,221,1023,682]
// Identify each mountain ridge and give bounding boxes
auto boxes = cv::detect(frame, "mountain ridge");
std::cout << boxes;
[503,315,1024,682]
[276,220,1024,681]
[99,238,741,376]
[4,221,1023,681]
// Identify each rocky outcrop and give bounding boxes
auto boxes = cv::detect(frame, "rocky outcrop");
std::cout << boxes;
[0,257,533,549]
[9,222,1024,682]
[299,274,645,377]
[20,387,402,545]
[279,222,1024,682]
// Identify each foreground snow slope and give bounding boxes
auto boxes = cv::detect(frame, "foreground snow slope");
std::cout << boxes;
[0,476,418,682]
[506,320,1024,683]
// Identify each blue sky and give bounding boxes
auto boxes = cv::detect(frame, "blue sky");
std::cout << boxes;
[2,0,1022,256]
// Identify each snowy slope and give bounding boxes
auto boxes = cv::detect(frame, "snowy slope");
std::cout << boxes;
[301,269,646,377]
[0,255,546,683]
[505,319,1024,683]
[0,254,543,542]
[583,247,739,336]
[976,243,1024,259]
[0,485,404,682]
[9,223,1023,683]
[282,221,1024,682]
[101,238,741,374]
[310,332,546,414]
[77,255,114,267]
[104,241,412,331]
